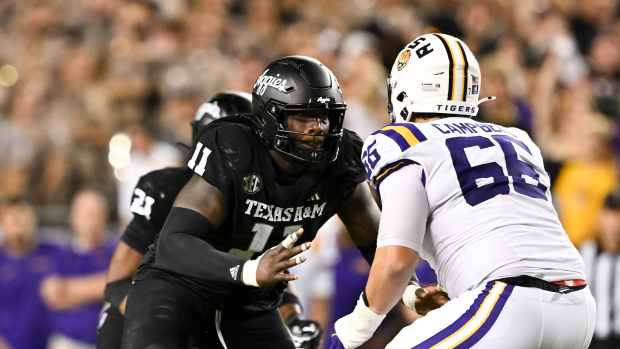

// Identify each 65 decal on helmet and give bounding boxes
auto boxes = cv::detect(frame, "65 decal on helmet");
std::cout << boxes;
[250,56,347,164]
[388,33,494,123]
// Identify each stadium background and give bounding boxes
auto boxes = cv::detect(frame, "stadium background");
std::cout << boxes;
[0,0,619,348]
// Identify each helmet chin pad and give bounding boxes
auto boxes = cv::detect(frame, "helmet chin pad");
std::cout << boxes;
[274,131,342,164]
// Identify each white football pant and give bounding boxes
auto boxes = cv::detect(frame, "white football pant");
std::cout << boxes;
[387,280,595,349]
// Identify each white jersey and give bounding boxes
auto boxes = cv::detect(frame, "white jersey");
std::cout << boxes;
[362,117,585,296]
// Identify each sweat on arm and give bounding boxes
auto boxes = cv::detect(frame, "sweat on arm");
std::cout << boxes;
[337,182,380,266]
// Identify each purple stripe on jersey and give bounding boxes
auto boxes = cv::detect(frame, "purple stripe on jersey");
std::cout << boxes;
[392,123,428,142]
[373,129,410,151]
[455,283,514,348]
[415,260,436,285]
[421,170,426,186]
[411,282,495,349]
[375,159,418,196]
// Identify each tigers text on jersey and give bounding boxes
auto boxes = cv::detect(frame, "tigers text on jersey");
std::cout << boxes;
[362,117,585,296]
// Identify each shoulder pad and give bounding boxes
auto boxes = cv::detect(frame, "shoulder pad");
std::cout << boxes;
[323,129,366,189]
[187,117,260,195]
[194,116,255,147]
[130,167,190,221]
[340,129,364,159]
[362,123,426,184]
[505,127,531,142]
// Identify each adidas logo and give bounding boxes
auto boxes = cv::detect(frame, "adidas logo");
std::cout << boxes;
[308,192,321,201]
[229,265,240,280]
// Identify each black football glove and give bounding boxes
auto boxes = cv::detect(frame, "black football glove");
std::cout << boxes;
[288,318,322,349]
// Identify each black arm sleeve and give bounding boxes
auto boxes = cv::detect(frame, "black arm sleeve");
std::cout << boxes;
[120,217,154,254]
[104,277,132,309]
[120,168,190,254]
[344,130,376,264]
[357,245,376,266]
[281,291,303,311]
[154,207,246,289]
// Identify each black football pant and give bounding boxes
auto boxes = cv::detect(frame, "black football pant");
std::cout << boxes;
[121,274,295,349]
[97,302,124,349]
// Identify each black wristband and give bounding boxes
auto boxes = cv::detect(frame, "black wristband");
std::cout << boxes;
[362,289,370,307]
[104,277,132,309]
[155,207,246,288]
[280,291,303,324]
[281,291,303,310]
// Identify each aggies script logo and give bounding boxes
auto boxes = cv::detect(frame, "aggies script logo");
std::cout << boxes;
[253,69,291,96]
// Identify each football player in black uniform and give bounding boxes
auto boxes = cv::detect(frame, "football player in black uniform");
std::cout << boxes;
[97,91,253,349]
[121,56,380,349]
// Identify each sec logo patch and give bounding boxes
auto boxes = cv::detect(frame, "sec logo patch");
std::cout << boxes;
[242,174,262,194]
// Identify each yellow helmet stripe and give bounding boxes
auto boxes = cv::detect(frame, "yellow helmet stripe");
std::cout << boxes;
[456,39,469,102]
[433,34,455,101]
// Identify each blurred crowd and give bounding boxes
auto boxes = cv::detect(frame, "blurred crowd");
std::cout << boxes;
[1,0,620,348]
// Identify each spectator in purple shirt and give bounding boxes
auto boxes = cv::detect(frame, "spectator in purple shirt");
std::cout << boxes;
[41,189,115,349]
[0,198,60,349]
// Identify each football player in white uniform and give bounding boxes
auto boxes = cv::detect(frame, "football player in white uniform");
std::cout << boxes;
[328,33,596,349]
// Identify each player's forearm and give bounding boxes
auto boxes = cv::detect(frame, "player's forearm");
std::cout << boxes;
[278,290,303,323]
[365,245,417,314]
[338,182,380,265]
[104,241,144,311]
[154,207,246,288]
[106,241,144,283]
[332,247,415,348]
[65,272,107,306]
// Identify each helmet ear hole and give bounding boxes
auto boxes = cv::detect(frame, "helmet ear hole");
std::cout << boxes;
[268,103,278,115]
[400,107,410,120]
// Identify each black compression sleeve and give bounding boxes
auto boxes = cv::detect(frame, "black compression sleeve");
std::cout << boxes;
[281,291,303,312]
[120,218,154,254]
[104,277,132,309]
[357,244,376,265]
[154,207,246,288]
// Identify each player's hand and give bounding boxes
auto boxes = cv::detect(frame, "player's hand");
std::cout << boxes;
[402,282,450,316]
[242,228,311,287]
[289,318,322,349]
[332,294,385,349]
[40,276,70,310]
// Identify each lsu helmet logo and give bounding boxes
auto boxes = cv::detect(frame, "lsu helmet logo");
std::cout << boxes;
[396,49,411,71]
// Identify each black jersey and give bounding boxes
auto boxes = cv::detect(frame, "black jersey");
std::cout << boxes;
[148,116,366,310]
[122,167,192,254]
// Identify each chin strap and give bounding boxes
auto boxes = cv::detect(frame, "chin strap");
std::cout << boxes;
[477,96,497,105]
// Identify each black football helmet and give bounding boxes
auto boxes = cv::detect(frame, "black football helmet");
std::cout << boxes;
[191,91,252,142]
[250,56,346,164]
